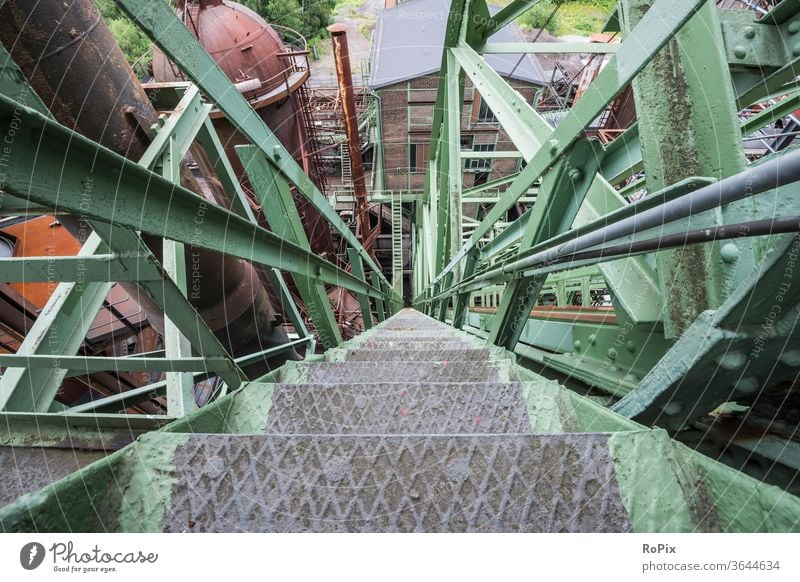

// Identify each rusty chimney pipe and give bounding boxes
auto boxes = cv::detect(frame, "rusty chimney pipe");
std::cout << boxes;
[328,23,373,255]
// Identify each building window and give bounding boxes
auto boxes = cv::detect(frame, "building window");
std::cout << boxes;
[466,143,494,172]
[471,94,497,126]
[478,98,497,123]
[409,143,429,173]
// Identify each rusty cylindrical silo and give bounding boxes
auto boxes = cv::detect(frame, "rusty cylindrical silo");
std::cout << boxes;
[152,0,370,337]
[152,0,338,260]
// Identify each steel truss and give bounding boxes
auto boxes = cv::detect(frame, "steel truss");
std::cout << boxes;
[0,0,401,445]
[412,0,800,492]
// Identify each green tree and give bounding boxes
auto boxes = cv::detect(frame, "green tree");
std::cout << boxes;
[240,0,335,40]
[96,0,152,74]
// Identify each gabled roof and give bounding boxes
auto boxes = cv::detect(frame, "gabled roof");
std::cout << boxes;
[368,0,549,89]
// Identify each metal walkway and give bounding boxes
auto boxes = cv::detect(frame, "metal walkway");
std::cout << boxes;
[2,310,799,532]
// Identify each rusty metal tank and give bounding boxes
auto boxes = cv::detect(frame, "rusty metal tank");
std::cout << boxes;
[152,0,336,260]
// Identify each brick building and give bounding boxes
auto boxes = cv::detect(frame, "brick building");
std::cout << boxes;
[368,0,549,194]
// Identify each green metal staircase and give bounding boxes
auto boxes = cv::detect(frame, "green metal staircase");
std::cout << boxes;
[391,192,404,295]
[2,310,799,532]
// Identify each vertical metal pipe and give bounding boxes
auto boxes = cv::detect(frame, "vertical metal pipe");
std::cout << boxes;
[328,23,372,254]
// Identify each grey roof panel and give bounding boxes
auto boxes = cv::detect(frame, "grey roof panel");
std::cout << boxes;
[369,0,549,89]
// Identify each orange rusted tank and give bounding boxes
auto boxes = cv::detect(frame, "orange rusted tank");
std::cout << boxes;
[152,0,336,259]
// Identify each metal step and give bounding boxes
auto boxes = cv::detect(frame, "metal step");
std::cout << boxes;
[333,348,494,362]
[161,433,632,533]
[0,447,105,509]
[280,361,513,383]
[357,340,480,351]
[265,382,531,434]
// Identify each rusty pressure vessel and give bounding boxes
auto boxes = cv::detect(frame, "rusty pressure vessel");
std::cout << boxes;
[152,0,338,260]
[0,0,299,379]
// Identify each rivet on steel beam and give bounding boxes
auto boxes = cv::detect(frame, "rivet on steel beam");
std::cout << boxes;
[744,26,756,39]
[588,333,596,345]
[273,145,282,159]
[548,139,559,155]
[733,46,747,59]
[793,42,800,57]
[607,348,617,360]
[789,20,800,34]
[720,243,740,263]
[662,401,683,415]
[568,166,582,182]
[573,340,581,351]
[736,377,759,395]
[780,349,800,366]
[717,350,746,370]
[626,340,636,352]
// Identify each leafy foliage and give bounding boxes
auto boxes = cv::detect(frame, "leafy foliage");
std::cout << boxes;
[239,0,337,41]
[517,0,616,37]
[96,0,152,73]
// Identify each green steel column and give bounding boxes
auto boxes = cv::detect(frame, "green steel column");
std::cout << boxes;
[451,249,477,329]
[620,0,749,338]
[489,140,601,350]
[347,248,374,330]
[371,273,386,322]
[162,136,195,416]
[237,146,342,349]
[445,50,465,283]
[437,272,454,322]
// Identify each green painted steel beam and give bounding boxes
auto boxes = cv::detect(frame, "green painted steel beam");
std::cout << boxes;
[0,52,242,412]
[0,249,112,412]
[195,118,254,221]
[0,95,384,301]
[371,272,386,322]
[0,354,234,374]
[115,0,396,299]
[741,91,800,136]
[65,338,311,415]
[423,0,707,294]
[445,50,465,282]
[138,84,211,169]
[478,208,531,260]
[489,139,603,350]
[462,173,520,197]
[451,44,550,160]
[621,0,748,337]
[0,255,141,282]
[100,227,246,390]
[237,145,342,349]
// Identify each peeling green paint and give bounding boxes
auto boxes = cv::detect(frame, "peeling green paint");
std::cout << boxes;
[116,433,190,532]
[609,430,703,532]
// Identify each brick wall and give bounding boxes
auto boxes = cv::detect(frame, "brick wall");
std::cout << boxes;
[376,74,539,196]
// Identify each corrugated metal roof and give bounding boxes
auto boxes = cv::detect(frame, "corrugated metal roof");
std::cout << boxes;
[368,0,549,89]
